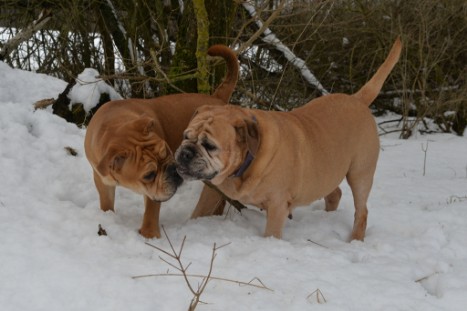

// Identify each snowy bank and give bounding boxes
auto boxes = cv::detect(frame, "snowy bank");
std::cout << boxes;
[1,63,467,311]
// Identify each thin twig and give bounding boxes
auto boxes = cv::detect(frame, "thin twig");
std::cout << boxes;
[236,0,287,55]
[307,288,327,304]
[144,226,266,310]
[421,141,429,176]
[307,239,329,249]
[132,273,273,291]
[377,117,404,126]
[415,272,439,283]
[149,48,186,93]
[378,129,403,136]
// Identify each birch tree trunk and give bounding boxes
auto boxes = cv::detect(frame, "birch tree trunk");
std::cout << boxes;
[242,1,329,96]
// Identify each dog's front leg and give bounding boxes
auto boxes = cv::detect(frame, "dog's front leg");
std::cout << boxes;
[139,196,161,239]
[264,201,290,239]
[191,184,225,218]
[93,170,115,212]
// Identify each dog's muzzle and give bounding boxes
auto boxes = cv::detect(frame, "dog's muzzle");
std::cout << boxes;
[175,147,196,179]
[177,145,196,166]
[175,145,196,177]
[175,144,217,180]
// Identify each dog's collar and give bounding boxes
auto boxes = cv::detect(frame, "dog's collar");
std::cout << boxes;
[233,151,254,177]
[232,115,257,178]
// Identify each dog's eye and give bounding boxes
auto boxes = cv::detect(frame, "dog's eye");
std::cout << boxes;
[202,141,217,151]
[143,171,157,182]
[183,132,189,140]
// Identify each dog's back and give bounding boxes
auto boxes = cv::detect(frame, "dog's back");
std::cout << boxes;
[86,44,239,158]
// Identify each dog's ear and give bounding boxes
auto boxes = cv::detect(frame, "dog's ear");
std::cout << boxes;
[197,105,214,114]
[191,105,214,121]
[96,148,128,177]
[143,119,156,135]
[133,116,156,135]
[154,141,171,160]
[235,118,260,157]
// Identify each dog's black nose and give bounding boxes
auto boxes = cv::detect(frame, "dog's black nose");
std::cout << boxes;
[167,163,183,186]
[178,146,195,164]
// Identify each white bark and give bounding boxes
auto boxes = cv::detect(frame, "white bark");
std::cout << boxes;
[105,0,144,75]
[0,9,52,61]
[242,2,329,96]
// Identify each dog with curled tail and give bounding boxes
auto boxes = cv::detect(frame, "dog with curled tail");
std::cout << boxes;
[84,44,239,238]
[175,38,402,241]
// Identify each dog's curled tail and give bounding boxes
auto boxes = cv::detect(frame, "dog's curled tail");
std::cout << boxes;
[353,37,402,106]
[208,44,239,103]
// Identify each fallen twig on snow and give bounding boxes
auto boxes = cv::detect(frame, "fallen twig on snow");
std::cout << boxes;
[140,227,273,310]
[307,288,327,304]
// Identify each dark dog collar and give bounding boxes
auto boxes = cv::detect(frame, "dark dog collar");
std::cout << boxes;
[233,115,257,178]
[233,151,254,177]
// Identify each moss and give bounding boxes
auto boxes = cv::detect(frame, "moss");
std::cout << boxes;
[193,0,210,94]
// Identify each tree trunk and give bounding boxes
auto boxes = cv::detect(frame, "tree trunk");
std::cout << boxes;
[206,0,237,92]
[168,0,198,93]
[193,0,210,94]
[168,0,237,94]
[97,0,143,97]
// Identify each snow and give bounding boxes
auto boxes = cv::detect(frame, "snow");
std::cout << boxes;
[68,68,122,112]
[1,61,467,311]
[0,61,66,104]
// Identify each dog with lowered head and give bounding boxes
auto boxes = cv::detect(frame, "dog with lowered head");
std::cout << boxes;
[84,45,239,238]
[175,38,402,241]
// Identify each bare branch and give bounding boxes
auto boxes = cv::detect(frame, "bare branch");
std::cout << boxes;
[236,0,287,55]
[141,228,273,309]
[0,9,52,61]
[132,273,273,291]
[240,1,329,95]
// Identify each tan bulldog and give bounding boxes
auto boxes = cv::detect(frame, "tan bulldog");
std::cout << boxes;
[175,38,402,241]
[84,44,239,238]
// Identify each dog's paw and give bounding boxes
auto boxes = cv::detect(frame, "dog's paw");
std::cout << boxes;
[139,227,161,239]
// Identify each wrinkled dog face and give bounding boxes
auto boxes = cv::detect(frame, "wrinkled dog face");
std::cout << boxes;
[175,106,258,185]
[117,142,182,201]
[96,120,183,202]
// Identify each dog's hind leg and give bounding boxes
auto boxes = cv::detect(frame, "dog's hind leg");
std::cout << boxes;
[346,172,374,241]
[94,170,115,212]
[324,187,342,212]
[191,184,226,218]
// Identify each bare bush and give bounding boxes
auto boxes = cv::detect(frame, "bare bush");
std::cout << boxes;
[233,0,466,136]
[1,0,465,136]
[138,227,272,310]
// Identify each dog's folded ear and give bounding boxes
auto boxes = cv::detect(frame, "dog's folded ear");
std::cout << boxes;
[133,116,156,135]
[154,141,171,160]
[96,148,128,177]
[235,118,260,157]
[190,105,214,121]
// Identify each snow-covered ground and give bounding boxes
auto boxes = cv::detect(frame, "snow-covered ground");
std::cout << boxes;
[1,62,466,311]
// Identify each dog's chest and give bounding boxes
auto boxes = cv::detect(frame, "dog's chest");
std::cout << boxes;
[219,176,270,207]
